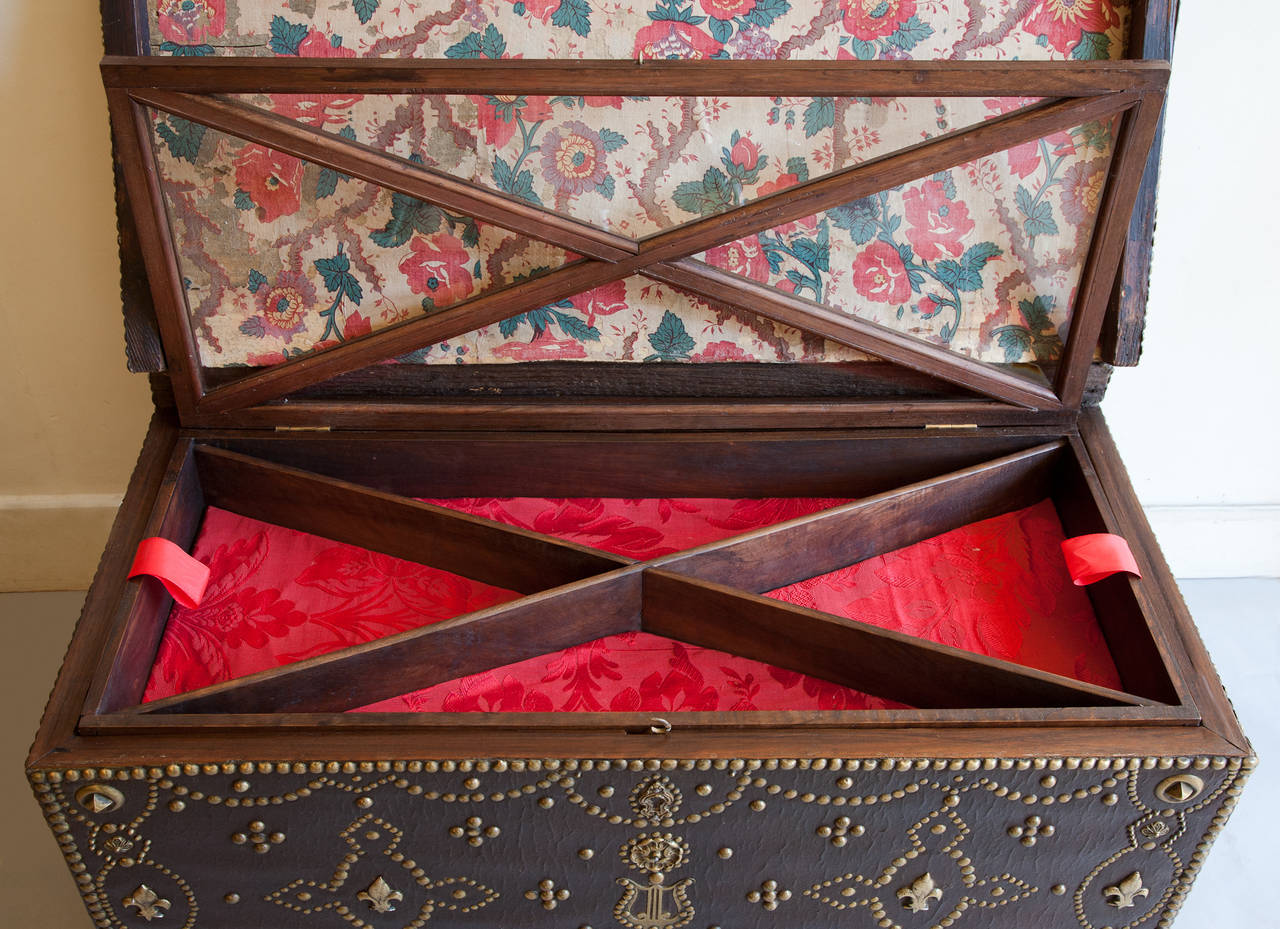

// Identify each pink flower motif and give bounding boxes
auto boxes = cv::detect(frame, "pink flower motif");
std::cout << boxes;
[234,145,304,223]
[510,0,563,22]
[692,340,755,362]
[296,31,357,58]
[492,332,589,361]
[916,296,941,318]
[851,240,911,304]
[902,179,975,261]
[400,234,476,307]
[704,236,771,282]
[156,0,225,44]
[729,136,761,172]
[756,172,799,197]
[1023,0,1121,56]
[840,0,917,41]
[255,270,314,340]
[472,95,554,148]
[540,121,607,195]
[1059,158,1107,225]
[569,280,629,327]
[634,21,723,60]
[700,0,756,18]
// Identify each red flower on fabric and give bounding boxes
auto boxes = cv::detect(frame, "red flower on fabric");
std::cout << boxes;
[255,270,314,340]
[916,295,942,318]
[400,234,476,307]
[492,330,589,361]
[1023,0,1121,56]
[473,95,554,148]
[704,236,771,282]
[729,135,761,172]
[569,280,629,327]
[902,179,975,261]
[297,30,358,58]
[511,0,563,22]
[634,21,723,59]
[156,0,225,44]
[700,0,757,19]
[234,145,305,223]
[691,340,755,362]
[756,172,799,197]
[981,98,1076,179]
[840,0,917,41]
[851,240,911,304]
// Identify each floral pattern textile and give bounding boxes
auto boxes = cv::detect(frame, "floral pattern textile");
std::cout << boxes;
[144,497,1121,709]
[145,0,1129,369]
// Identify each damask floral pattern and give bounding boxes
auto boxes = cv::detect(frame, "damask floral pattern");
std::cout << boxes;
[145,0,1129,369]
[144,497,1120,709]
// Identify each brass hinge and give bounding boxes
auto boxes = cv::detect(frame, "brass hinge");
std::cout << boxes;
[273,425,332,432]
[924,423,979,430]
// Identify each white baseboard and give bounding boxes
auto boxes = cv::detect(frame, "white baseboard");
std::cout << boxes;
[0,494,122,591]
[1143,504,1280,579]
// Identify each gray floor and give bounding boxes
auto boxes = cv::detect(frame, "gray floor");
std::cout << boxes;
[3,581,1275,928]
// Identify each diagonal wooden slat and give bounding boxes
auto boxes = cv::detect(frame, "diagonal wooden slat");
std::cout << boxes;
[189,91,1137,414]
[135,566,644,714]
[132,89,637,263]
[643,570,1155,709]
[101,57,1171,97]
[195,444,632,593]
[653,441,1064,590]
[646,259,1062,410]
[1055,90,1167,407]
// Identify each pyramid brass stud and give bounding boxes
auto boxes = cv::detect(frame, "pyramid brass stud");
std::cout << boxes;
[1154,774,1204,804]
[75,785,125,815]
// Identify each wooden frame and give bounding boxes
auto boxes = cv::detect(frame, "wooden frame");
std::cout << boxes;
[101,57,1167,426]
[66,420,1213,743]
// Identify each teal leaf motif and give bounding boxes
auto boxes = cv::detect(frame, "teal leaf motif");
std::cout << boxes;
[599,128,629,153]
[247,269,268,293]
[159,42,214,56]
[446,24,506,59]
[316,167,340,199]
[672,167,736,216]
[555,310,601,342]
[234,189,254,210]
[644,310,696,361]
[828,197,877,245]
[709,17,733,43]
[1070,31,1110,61]
[1016,184,1059,238]
[269,16,308,55]
[802,98,835,139]
[746,0,790,28]
[314,251,363,304]
[598,173,615,200]
[155,117,208,163]
[353,0,380,25]
[785,156,810,183]
[993,326,1033,362]
[371,192,443,248]
[239,318,266,338]
[648,0,705,24]
[551,0,592,36]
[889,15,933,51]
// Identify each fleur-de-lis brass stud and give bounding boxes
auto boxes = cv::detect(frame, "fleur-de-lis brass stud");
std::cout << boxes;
[1104,871,1149,909]
[897,873,943,913]
[123,885,171,922]
[357,876,403,914]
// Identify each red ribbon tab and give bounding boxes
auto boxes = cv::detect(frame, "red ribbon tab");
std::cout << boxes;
[1061,534,1141,586]
[128,537,211,609]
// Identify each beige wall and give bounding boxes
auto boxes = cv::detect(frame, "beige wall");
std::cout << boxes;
[0,0,154,589]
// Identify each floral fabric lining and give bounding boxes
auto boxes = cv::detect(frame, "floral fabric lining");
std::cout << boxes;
[145,0,1129,369]
[143,496,1121,711]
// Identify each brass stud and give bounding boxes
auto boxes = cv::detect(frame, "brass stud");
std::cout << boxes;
[1155,774,1204,804]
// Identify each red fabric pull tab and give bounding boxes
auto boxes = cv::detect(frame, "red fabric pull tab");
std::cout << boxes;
[128,537,211,608]
[1061,534,1141,586]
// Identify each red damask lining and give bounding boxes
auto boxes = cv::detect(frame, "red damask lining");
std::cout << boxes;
[143,498,1120,710]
